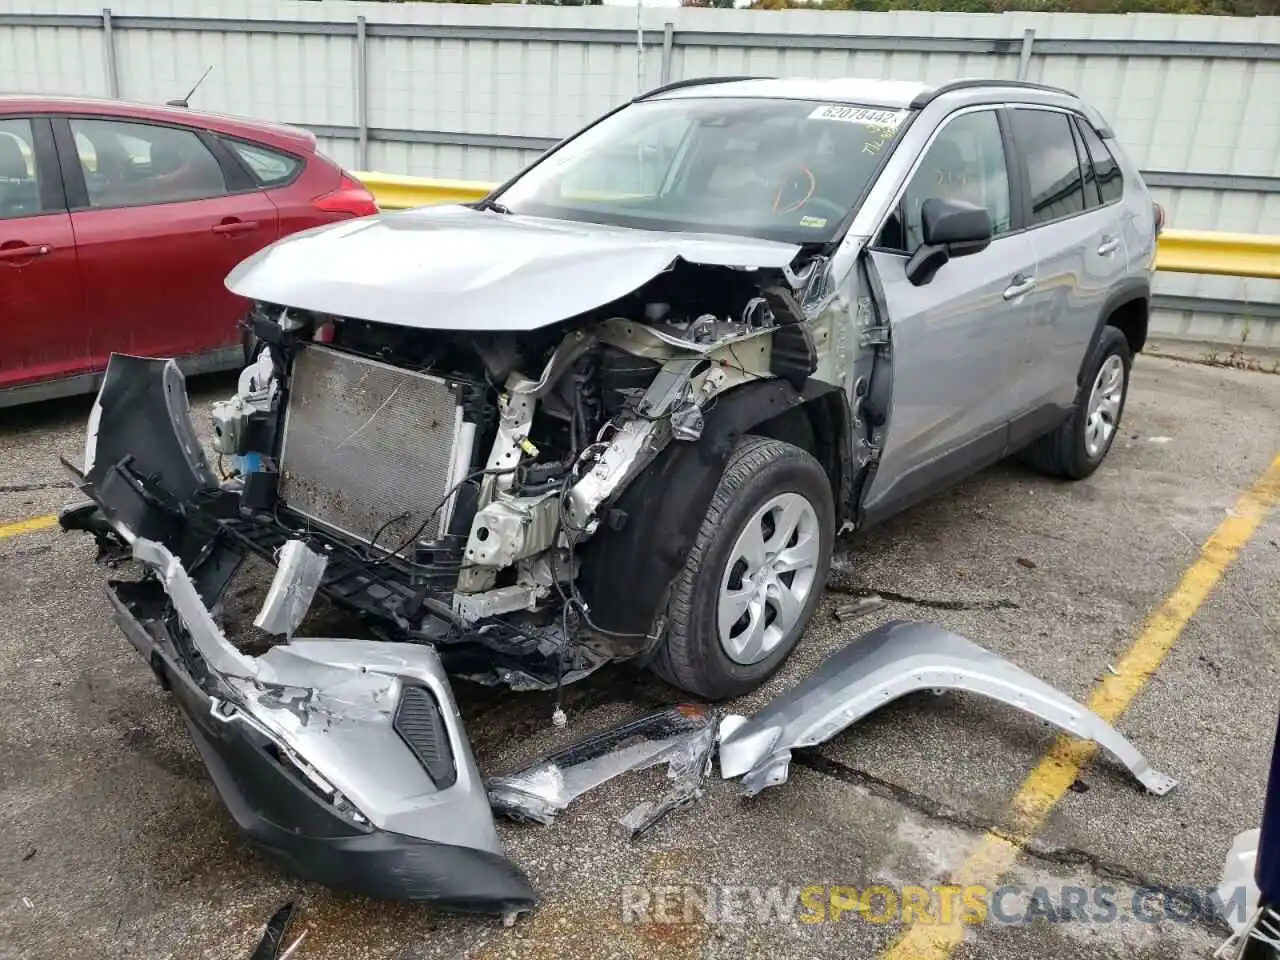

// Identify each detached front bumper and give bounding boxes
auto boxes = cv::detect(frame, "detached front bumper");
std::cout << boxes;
[107,576,534,911]
[63,355,535,913]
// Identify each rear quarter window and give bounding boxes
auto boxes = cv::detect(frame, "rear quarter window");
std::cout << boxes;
[1073,118,1124,205]
[226,139,304,186]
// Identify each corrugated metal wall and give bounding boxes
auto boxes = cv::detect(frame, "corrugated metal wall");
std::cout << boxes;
[2,0,1278,349]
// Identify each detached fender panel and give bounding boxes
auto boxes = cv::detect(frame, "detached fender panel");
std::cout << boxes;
[718,619,1176,798]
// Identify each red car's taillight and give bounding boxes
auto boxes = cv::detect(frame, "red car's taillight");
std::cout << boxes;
[313,173,379,218]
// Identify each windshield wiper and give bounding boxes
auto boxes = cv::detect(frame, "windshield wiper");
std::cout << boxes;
[473,198,511,215]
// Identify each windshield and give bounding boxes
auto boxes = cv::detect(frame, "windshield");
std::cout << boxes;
[495,97,910,244]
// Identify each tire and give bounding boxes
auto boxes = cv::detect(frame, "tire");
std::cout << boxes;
[649,435,835,700]
[1022,325,1131,480]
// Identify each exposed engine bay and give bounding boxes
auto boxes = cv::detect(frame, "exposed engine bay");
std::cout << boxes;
[204,256,827,689]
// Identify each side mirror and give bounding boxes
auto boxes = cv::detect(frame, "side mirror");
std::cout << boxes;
[905,198,995,286]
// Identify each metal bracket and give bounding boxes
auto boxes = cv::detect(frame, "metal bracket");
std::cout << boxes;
[636,356,703,419]
[854,437,882,468]
[850,389,882,467]
[859,324,891,348]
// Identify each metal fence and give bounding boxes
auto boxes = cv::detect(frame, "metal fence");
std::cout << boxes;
[2,0,1278,350]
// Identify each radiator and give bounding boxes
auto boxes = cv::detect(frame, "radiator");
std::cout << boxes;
[279,344,465,550]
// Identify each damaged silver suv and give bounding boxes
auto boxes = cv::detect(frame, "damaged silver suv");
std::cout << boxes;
[63,77,1159,911]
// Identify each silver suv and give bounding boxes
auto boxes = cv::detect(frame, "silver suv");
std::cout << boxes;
[63,76,1159,908]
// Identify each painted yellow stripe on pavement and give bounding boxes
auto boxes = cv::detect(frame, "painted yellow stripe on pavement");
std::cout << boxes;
[884,452,1280,960]
[0,514,58,539]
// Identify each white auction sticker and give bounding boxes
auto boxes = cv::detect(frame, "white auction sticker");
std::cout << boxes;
[808,104,906,127]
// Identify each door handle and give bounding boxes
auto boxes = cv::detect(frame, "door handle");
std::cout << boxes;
[0,243,52,261]
[211,220,259,237]
[1002,274,1037,301]
[1097,237,1121,257]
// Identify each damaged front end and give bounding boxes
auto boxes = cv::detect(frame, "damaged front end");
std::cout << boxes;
[68,218,841,692]
[60,216,853,907]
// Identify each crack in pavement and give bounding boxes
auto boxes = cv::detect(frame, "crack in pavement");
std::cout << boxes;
[0,480,73,493]
[796,752,1232,938]
[825,583,1020,612]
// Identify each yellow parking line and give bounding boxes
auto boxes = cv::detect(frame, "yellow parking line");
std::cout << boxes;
[884,452,1280,960]
[0,514,58,539]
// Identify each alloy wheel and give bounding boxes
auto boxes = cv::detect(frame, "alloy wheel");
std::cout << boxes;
[1085,354,1125,459]
[717,492,821,665]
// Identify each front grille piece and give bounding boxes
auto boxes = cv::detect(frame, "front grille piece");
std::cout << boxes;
[393,685,457,788]
[279,345,463,549]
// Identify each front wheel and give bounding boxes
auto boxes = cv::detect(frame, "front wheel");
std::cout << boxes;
[1022,326,1131,481]
[650,436,835,700]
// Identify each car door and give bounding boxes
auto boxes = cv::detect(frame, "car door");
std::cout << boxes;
[1006,107,1128,426]
[53,115,280,367]
[860,106,1034,522]
[0,115,87,396]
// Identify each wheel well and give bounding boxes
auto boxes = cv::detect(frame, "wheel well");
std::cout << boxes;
[1107,297,1149,356]
[749,391,851,523]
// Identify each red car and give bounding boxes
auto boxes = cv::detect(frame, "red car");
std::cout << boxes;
[0,96,377,406]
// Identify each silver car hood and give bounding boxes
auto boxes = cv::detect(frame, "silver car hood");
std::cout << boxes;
[225,205,802,332]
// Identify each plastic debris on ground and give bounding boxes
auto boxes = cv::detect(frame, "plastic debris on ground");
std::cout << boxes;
[487,704,715,828]
[617,711,718,840]
[832,594,887,622]
[249,901,307,960]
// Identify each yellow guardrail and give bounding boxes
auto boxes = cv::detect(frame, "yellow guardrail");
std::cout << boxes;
[1152,230,1280,280]
[353,171,490,211]
[354,172,1280,280]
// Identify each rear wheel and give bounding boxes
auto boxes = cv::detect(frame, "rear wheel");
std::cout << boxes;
[1022,325,1131,480]
[650,436,834,700]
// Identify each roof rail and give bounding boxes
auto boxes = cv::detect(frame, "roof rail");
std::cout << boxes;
[634,75,771,101]
[909,78,1077,109]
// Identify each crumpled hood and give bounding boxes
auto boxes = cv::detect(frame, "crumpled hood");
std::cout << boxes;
[225,204,801,332]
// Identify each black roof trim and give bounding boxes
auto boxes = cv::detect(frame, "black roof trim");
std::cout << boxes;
[909,78,1077,109]
[634,75,772,102]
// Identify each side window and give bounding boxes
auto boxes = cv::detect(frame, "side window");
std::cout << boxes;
[1074,117,1124,205]
[879,110,1011,252]
[1010,109,1086,226]
[69,118,228,209]
[0,118,43,219]
[226,139,302,187]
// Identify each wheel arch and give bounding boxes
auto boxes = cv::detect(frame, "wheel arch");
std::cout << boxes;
[748,387,854,526]
[575,378,852,644]
[1080,278,1149,385]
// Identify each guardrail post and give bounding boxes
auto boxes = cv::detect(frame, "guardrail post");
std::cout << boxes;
[102,7,120,98]
[1017,28,1036,81]
[356,15,369,170]
[661,21,674,84]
